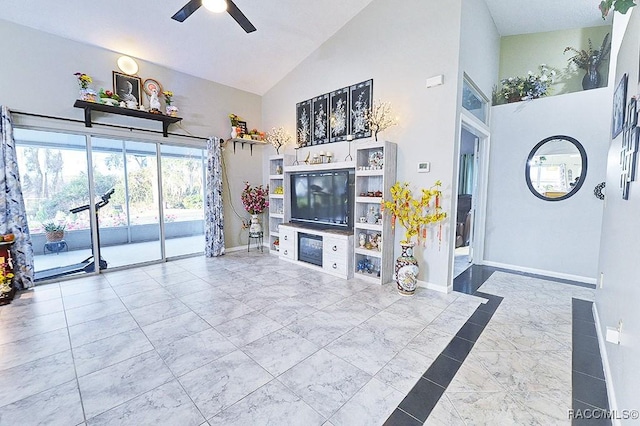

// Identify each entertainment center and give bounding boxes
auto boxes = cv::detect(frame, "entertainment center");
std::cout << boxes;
[276,139,397,283]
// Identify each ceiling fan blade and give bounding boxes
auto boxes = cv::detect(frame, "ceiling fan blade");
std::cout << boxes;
[172,0,202,22]
[226,0,257,33]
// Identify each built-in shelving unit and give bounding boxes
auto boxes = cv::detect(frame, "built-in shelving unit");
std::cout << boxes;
[73,100,182,137]
[353,139,397,284]
[268,154,293,253]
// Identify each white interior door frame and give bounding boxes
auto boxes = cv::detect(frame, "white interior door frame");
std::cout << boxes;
[458,111,491,266]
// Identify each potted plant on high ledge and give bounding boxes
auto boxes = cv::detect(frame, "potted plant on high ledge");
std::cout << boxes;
[564,33,611,90]
[44,223,65,242]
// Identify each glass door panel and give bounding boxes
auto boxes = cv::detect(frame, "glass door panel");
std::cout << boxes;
[14,129,97,281]
[160,145,205,257]
[92,138,162,268]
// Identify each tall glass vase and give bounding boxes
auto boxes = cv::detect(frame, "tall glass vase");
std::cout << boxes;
[395,242,419,295]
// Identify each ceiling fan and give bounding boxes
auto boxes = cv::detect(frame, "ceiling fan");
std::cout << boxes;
[172,0,257,33]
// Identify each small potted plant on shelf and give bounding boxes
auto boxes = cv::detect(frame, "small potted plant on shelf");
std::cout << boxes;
[98,89,120,106]
[43,223,65,242]
[163,91,178,116]
[600,0,636,18]
[74,72,96,102]
[493,64,556,104]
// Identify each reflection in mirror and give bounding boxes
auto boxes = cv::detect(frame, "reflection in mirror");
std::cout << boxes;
[525,135,587,201]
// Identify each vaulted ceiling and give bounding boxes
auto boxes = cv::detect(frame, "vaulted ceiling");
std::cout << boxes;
[1,0,610,95]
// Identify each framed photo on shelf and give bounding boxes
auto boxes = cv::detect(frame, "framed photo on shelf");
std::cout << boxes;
[612,73,627,139]
[312,93,329,145]
[142,78,163,97]
[350,79,373,139]
[329,87,349,143]
[236,120,248,136]
[296,99,312,147]
[113,71,142,106]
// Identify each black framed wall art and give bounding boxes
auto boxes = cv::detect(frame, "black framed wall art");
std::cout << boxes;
[612,73,628,139]
[312,93,329,145]
[350,79,373,139]
[296,99,311,147]
[329,87,349,143]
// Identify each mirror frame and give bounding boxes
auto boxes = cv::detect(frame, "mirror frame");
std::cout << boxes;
[525,135,588,202]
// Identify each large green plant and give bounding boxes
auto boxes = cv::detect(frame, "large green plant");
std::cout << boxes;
[600,0,636,18]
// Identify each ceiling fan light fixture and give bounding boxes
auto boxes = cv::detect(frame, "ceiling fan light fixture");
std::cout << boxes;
[117,55,139,75]
[202,0,227,13]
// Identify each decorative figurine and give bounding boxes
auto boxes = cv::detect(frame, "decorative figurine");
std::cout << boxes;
[149,89,161,112]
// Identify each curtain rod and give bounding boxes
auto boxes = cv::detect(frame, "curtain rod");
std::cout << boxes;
[11,110,212,142]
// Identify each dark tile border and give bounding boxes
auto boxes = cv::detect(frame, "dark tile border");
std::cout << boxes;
[387,266,604,425]
[571,298,611,425]
[385,275,503,424]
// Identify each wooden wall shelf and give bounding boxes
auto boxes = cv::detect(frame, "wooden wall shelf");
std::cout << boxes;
[73,100,182,137]
[227,137,267,155]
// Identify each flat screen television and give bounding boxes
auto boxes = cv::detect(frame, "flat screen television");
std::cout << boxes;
[290,169,354,230]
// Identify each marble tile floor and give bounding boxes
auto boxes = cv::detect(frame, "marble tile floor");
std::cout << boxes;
[412,270,601,426]
[0,252,600,425]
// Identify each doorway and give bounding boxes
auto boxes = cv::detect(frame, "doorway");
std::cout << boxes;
[454,127,478,277]
[453,76,491,280]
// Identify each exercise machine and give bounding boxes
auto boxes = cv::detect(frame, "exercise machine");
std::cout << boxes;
[35,189,114,281]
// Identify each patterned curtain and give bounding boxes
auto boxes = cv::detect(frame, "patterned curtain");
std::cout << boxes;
[0,106,34,289]
[204,137,225,257]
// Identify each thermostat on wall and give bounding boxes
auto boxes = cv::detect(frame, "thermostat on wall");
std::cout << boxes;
[417,162,431,173]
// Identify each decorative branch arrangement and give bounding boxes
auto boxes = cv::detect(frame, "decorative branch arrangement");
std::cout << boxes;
[382,181,447,244]
[365,100,398,141]
[564,33,611,71]
[265,127,292,154]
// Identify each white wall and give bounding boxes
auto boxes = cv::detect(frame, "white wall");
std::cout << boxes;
[485,89,609,282]
[0,19,263,249]
[596,8,640,415]
[459,0,500,98]
[262,0,465,289]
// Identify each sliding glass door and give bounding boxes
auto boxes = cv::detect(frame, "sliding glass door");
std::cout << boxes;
[161,144,205,257]
[14,128,206,282]
[92,138,162,268]
[14,129,96,280]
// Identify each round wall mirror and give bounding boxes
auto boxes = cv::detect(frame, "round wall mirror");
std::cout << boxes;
[525,135,587,201]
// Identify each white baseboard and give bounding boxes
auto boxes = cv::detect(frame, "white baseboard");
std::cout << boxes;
[225,245,248,253]
[417,280,450,294]
[592,303,619,425]
[481,260,596,285]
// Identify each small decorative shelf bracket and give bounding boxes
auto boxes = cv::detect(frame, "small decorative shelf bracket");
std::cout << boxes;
[228,138,266,156]
[73,100,182,137]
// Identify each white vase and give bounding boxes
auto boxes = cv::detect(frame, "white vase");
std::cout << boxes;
[249,214,262,233]
[231,127,238,139]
